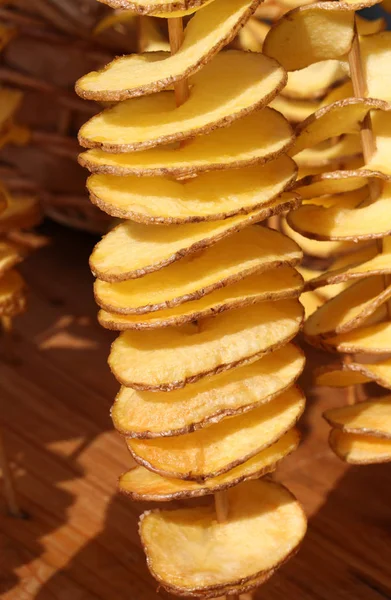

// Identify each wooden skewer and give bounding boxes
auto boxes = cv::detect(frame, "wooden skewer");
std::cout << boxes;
[0,427,24,517]
[342,354,356,406]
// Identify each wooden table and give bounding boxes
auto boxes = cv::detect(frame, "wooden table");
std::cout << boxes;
[1,222,391,600]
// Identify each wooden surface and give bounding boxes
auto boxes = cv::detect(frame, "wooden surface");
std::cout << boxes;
[1,222,391,600]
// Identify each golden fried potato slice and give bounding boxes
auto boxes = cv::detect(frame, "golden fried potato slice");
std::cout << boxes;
[300,291,324,319]
[326,399,391,438]
[239,17,270,52]
[140,479,306,595]
[295,135,362,168]
[129,386,304,479]
[283,61,346,100]
[0,195,41,233]
[288,183,391,241]
[306,244,379,288]
[120,429,300,501]
[79,108,293,178]
[359,31,391,102]
[293,171,371,199]
[355,14,386,35]
[99,267,303,330]
[289,98,387,157]
[112,343,304,436]
[0,241,22,277]
[321,321,391,354]
[97,0,216,16]
[270,95,321,123]
[316,358,391,388]
[263,0,381,71]
[77,0,259,101]
[88,156,296,224]
[367,111,391,176]
[91,195,300,282]
[304,276,391,339]
[109,300,303,391]
[95,226,302,314]
[0,88,23,130]
[330,430,391,464]
[0,269,26,317]
[79,51,286,152]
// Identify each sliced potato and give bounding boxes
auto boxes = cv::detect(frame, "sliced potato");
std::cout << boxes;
[283,61,347,100]
[129,386,304,480]
[263,0,381,71]
[77,0,259,100]
[321,321,391,354]
[94,226,302,314]
[119,429,300,501]
[293,171,371,199]
[306,244,380,288]
[91,194,301,282]
[0,195,41,233]
[325,399,391,439]
[99,267,303,330]
[109,300,303,391]
[287,182,391,241]
[88,156,297,224]
[0,241,22,277]
[329,430,391,464]
[97,0,216,16]
[112,343,305,436]
[295,135,361,168]
[300,290,324,318]
[368,111,391,176]
[140,479,306,595]
[270,95,320,123]
[315,358,391,389]
[0,269,26,317]
[79,108,293,178]
[359,31,391,102]
[304,277,391,339]
[79,51,287,152]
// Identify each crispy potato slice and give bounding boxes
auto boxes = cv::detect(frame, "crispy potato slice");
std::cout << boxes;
[306,244,379,288]
[120,429,300,501]
[0,195,41,233]
[288,183,391,241]
[79,51,287,152]
[91,194,300,282]
[367,111,391,176]
[95,226,302,314]
[77,0,259,101]
[304,277,391,339]
[321,321,391,354]
[330,430,391,464]
[239,17,270,52]
[360,32,391,102]
[97,0,216,16]
[140,479,306,595]
[270,95,321,123]
[79,108,293,178]
[109,300,303,391]
[0,269,26,317]
[326,400,391,438]
[293,171,371,199]
[283,61,347,100]
[300,291,324,319]
[355,14,386,35]
[88,156,296,224]
[289,98,387,157]
[0,241,22,277]
[99,267,303,330]
[112,344,304,436]
[263,0,381,71]
[295,135,361,168]
[316,358,391,388]
[129,386,304,479]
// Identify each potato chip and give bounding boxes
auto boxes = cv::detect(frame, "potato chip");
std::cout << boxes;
[0,195,41,233]
[329,430,391,464]
[79,108,293,178]
[316,358,391,388]
[112,344,304,436]
[293,171,371,199]
[119,429,300,501]
[367,111,391,176]
[306,244,379,288]
[91,195,300,282]
[109,300,303,390]
[321,321,391,354]
[129,386,304,479]
[0,241,22,277]
[295,135,361,168]
[263,0,381,71]
[79,51,286,152]
[300,291,324,318]
[283,61,347,100]
[270,95,320,123]
[78,0,259,100]
[140,479,306,594]
[359,32,391,102]
[94,226,302,314]
[99,267,303,329]
[0,269,26,317]
[97,0,216,16]
[325,399,391,438]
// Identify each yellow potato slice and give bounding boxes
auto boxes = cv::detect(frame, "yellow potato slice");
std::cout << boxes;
[79,51,287,152]
[97,0,216,16]
[0,269,26,317]
[270,95,321,123]
[263,0,381,71]
[91,194,300,282]
[112,343,304,436]
[304,276,391,339]
[109,300,303,391]
[295,135,361,168]
[0,195,41,233]
[329,430,391,464]
[0,241,22,277]
[293,171,371,199]
[287,182,391,241]
[283,61,347,100]
[325,399,391,438]
[322,321,391,354]
[79,108,293,178]
[316,358,391,388]
[355,14,386,35]
[360,31,391,102]
[120,430,300,501]
[140,479,306,595]
[306,244,379,288]
[300,291,324,319]
[367,111,391,176]
[88,156,296,224]
[77,0,259,100]
[95,226,302,314]
[239,17,270,52]
[289,98,387,157]
[99,267,303,330]
[129,386,304,479]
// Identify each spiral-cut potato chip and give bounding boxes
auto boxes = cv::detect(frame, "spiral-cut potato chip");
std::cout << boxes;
[270,95,320,123]
[0,241,22,277]
[367,112,391,176]
[283,61,347,100]
[112,344,304,436]
[321,321,391,354]
[79,51,286,152]
[97,0,216,16]
[316,358,391,388]
[99,267,303,330]
[94,227,302,314]
[140,479,306,594]
[330,430,391,464]
[293,171,371,199]
[0,195,41,233]
[88,156,297,224]
[306,243,381,287]
[78,0,259,100]
[325,399,391,439]
[109,300,303,390]
[119,429,300,501]
[0,269,26,317]
[295,135,362,168]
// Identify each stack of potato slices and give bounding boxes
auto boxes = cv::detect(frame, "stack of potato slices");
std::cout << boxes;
[77,0,307,595]
[265,0,391,465]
